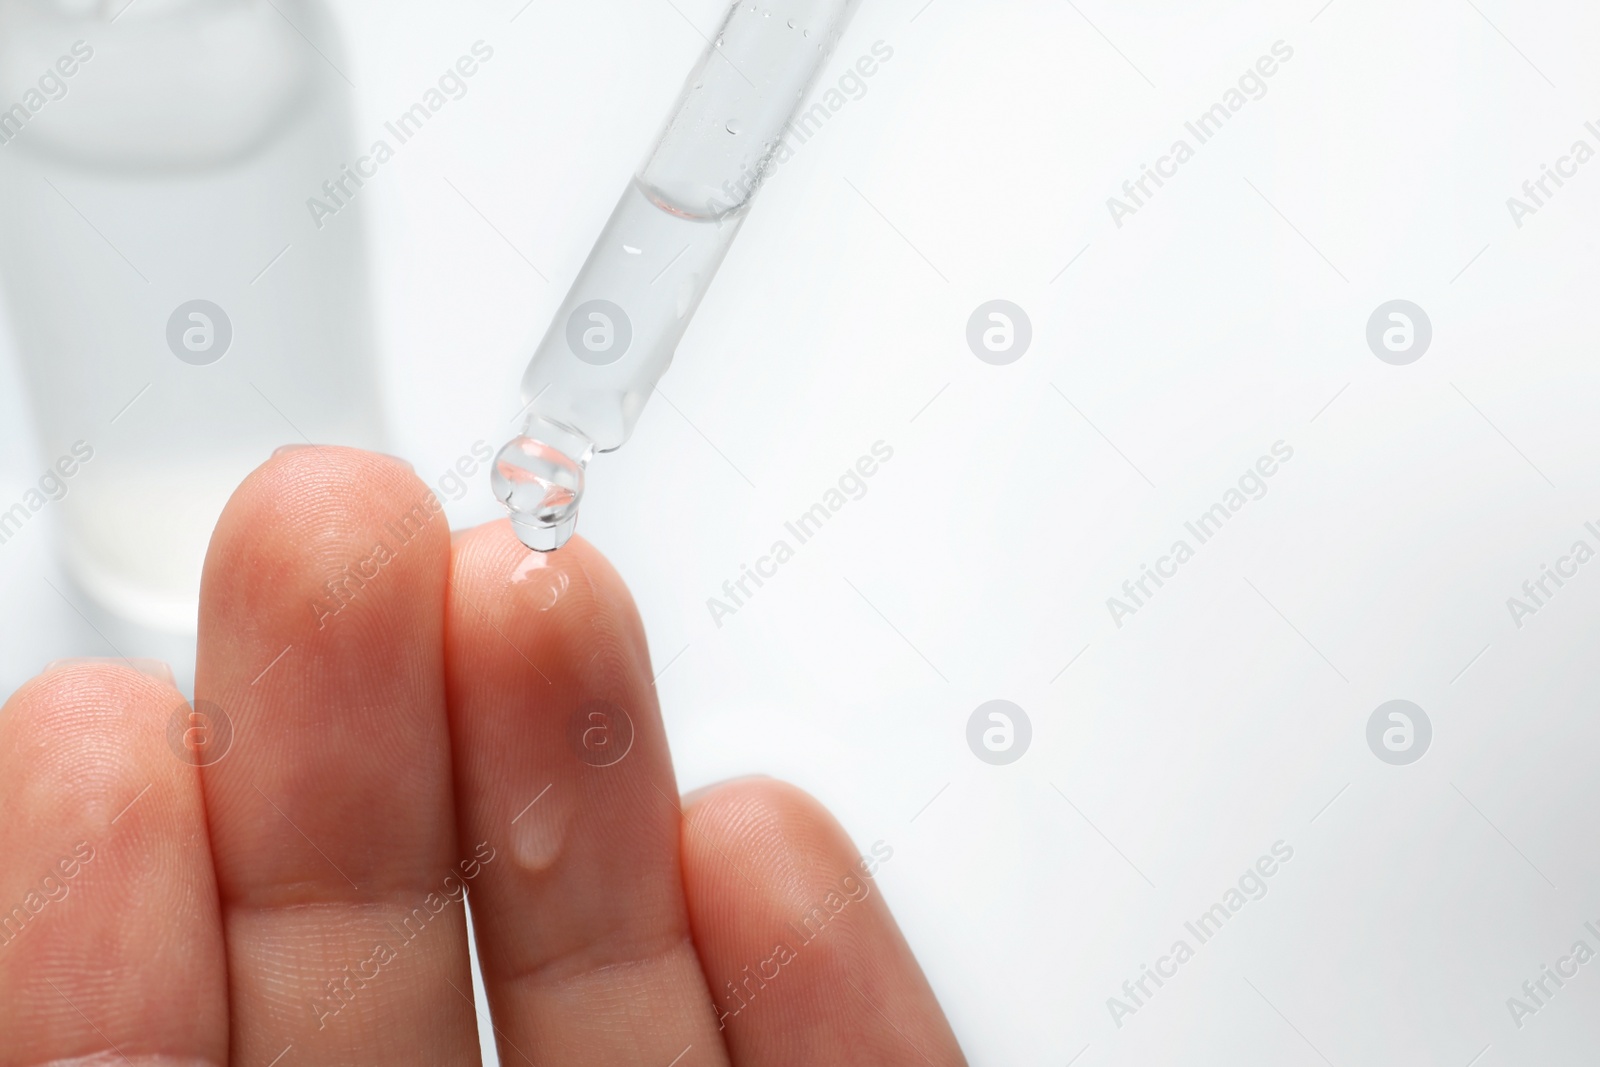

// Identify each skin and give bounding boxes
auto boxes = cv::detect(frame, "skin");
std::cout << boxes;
[0,447,966,1067]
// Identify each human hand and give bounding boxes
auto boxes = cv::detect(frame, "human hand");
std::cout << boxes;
[0,448,966,1067]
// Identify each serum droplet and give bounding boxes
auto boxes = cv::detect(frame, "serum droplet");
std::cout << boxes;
[491,435,586,552]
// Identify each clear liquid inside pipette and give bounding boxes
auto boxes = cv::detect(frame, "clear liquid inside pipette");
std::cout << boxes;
[493,0,860,551]
[490,179,749,549]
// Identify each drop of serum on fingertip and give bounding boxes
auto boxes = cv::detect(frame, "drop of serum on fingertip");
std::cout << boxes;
[510,553,570,610]
[510,804,566,872]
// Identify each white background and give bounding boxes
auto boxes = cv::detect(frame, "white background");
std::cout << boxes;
[4,0,1600,1063]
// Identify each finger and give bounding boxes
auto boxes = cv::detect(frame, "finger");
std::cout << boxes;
[0,663,228,1067]
[196,447,479,1066]
[682,779,966,1066]
[444,523,730,1067]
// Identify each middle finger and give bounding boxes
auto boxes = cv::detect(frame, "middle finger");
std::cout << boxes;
[196,448,480,1065]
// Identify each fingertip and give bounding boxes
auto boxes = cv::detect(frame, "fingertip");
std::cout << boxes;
[446,522,648,674]
[201,446,449,647]
[4,661,186,767]
[451,523,624,602]
[222,444,436,546]
[681,776,966,1064]
[42,657,175,688]
[684,776,844,862]
[684,780,784,825]
[244,444,423,517]
[0,669,229,1067]
[0,662,202,842]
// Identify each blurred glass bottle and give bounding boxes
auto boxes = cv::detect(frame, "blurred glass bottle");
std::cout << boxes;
[0,0,385,631]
